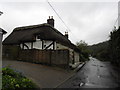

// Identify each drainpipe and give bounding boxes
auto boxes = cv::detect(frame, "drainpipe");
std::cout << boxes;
[0,29,7,89]
[0,29,2,90]
[0,11,7,90]
[0,11,3,90]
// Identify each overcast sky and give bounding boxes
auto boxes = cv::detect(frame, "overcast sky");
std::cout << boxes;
[0,0,119,45]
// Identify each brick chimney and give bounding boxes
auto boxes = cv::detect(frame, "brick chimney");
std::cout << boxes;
[65,32,68,38]
[47,16,54,27]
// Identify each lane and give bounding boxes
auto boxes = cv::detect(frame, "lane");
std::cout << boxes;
[58,57,118,88]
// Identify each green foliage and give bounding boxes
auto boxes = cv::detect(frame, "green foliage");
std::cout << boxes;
[97,50,110,61]
[87,41,109,61]
[80,54,87,62]
[87,26,120,67]
[109,27,120,66]
[76,40,89,61]
[76,40,88,50]
[2,67,37,89]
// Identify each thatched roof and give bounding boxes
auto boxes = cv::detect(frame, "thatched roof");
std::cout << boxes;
[0,28,7,34]
[3,23,80,52]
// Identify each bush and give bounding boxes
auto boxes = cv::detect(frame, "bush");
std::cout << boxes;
[76,40,89,61]
[2,67,37,89]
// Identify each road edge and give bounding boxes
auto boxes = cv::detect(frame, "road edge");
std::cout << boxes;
[55,62,86,88]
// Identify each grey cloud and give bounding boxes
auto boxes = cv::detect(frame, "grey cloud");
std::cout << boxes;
[0,2,118,45]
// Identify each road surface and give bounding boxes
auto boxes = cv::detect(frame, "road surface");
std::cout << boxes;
[58,57,119,88]
[2,60,74,88]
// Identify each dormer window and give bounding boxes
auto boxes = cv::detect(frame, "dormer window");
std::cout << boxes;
[36,35,41,40]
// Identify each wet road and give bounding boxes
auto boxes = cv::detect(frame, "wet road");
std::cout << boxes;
[58,57,119,88]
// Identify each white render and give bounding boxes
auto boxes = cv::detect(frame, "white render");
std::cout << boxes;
[25,42,32,49]
[43,40,56,50]
[20,40,56,50]
[33,40,42,49]
[74,52,79,64]
[56,43,69,50]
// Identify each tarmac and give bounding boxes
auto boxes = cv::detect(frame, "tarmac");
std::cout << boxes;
[2,59,85,88]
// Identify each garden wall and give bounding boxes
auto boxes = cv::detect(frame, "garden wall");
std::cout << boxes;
[18,49,69,68]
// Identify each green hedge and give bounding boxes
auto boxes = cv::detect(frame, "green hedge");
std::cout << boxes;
[2,67,37,89]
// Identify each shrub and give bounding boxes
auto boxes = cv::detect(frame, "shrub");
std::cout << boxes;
[2,67,37,89]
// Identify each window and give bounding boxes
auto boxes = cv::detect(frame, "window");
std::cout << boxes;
[36,35,41,40]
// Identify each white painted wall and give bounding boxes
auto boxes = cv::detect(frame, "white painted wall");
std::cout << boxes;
[20,42,33,49]
[43,40,55,50]
[33,40,42,49]
[25,43,32,49]
[74,52,79,63]
[20,40,56,50]
[56,43,69,50]
[20,44,22,49]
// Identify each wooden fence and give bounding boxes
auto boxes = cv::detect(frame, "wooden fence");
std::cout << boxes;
[18,49,70,68]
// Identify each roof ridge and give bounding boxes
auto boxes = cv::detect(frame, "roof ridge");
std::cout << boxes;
[13,23,71,42]
[14,23,51,31]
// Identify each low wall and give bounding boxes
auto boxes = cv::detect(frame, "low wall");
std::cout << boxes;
[18,49,69,68]
[2,45,20,60]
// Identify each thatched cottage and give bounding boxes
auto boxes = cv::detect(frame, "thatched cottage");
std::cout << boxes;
[3,16,81,68]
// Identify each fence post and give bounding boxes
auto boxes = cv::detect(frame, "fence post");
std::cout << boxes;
[67,50,70,70]
[49,50,52,66]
